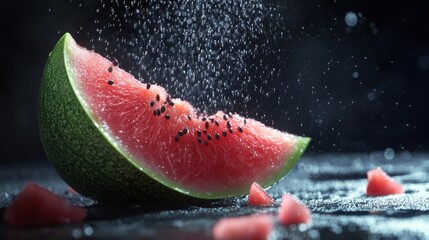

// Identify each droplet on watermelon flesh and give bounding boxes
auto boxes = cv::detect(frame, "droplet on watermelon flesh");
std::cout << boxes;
[38,33,310,204]
[366,167,405,196]
[4,182,87,228]
[248,182,275,206]
[212,214,273,240]
[278,194,311,225]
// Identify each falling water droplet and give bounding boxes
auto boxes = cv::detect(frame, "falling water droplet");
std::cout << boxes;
[384,148,395,160]
[345,11,358,27]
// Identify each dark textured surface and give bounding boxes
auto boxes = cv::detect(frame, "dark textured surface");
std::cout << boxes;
[1,152,429,239]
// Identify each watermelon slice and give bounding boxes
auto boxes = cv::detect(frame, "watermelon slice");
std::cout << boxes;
[278,194,311,225]
[366,167,405,196]
[4,182,87,228]
[248,182,275,206]
[212,214,273,240]
[38,33,310,204]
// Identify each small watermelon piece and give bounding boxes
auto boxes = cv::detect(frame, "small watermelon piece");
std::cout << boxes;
[38,33,310,204]
[248,182,275,206]
[366,167,405,196]
[4,182,87,228]
[212,214,273,240]
[278,194,311,225]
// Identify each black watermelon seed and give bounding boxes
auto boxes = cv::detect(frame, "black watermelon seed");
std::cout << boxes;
[156,109,161,116]
[153,110,157,116]
[178,131,184,137]
[175,135,179,142]
[244,119,247,124]
[222,131,227,137]
[214,121,219,126]
[207,135,212,140]
[166,96,170,102]
[205,121,209,129]
[113,60,119,66]
[228,113,233,118]
[108,67,113,72]
[168,101,175,106]
[203,129,207,134]
[187,115,192,120]
[229,128,233,134]
[226,121,231,129]
[215,133,220,140]
[160,105,166,113]
[107,80,114,85]
[150,101,155,107]
[183,128,188,134]
[237,127,243,133]
[202,117,206,121]
[146,83,151,89]
[223,115,228,120]
[197,130,202,137]
[156,94,160,101]
[204,140,209,145]
[197,137,202,143]
[209,118,214,123]
[164,114,170,120]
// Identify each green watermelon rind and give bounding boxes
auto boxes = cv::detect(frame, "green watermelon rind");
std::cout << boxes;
[38,33,310,204]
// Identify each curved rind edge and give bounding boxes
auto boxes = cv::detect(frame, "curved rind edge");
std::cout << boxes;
[263,137,311,190]
[38,33,206,205]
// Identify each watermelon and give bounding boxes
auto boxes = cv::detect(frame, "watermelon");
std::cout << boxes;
[38,33,310,204]
[248,182,275,206]
[4,182,87,228]
[278,194,311,225]
[212,214,273,240]
[366,167,405,196]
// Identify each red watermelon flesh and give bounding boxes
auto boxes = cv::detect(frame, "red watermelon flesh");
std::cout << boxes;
[4,182,87,228]
[212,214,273,240]
[248,182,275,206]
[66,36,309,198]
[278,194,311,225]
[366,167,404,196]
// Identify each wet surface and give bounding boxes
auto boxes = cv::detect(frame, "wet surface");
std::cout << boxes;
[1,152,429,239]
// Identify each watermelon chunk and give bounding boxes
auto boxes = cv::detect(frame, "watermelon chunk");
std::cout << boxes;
[38,33,310,204]
[366,167,405,196]
[4,182,87,228]
[248,182,275,206]
[278,194,311,225]
[212,214,273,240]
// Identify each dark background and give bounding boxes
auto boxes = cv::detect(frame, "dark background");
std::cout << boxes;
[0,0,428,163]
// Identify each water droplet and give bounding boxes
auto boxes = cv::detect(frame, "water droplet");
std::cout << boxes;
[345,11,358,27]
[367,92,375,101]
[83,225,94,236]
[72,228,83,239]
[352,71,359,78]
[384,148,395,160]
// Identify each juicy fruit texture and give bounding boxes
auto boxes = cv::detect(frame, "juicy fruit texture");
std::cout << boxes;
[4,182,87,228]
[70,36,309,198]
[366,167,405,196]
[248,182,275,206]
[212,214,273,240]
[38,33,310,203]
[278,194,311,225]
